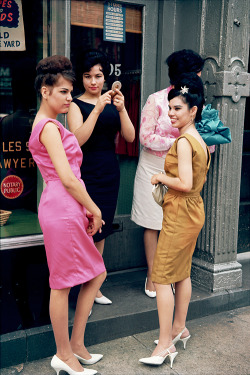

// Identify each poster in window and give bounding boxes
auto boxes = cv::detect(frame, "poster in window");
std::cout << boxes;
[0,0,26,51]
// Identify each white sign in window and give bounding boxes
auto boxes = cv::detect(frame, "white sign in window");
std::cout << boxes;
[0,0,26,51]
[103,1,126,43]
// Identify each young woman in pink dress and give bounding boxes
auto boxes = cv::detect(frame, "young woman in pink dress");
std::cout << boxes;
[29,55,106,375]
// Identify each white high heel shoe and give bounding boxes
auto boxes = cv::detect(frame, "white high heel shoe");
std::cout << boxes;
[94,295,112,304]
[154,327,191,349]
[51,355,97,375]
[74,353,103,365]
[144,277,156,298]
[173,327,191,349]
[139,344,178,369]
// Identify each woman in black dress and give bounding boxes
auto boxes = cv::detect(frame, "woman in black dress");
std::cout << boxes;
[68,50,135,304]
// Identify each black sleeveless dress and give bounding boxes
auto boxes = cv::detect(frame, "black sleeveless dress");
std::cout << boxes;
[72,98,121,242]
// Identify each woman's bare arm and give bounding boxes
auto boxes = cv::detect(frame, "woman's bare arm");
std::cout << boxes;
[40,122,103,234]
[151,138,193,192]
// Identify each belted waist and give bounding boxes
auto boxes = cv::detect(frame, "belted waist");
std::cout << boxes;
[45,178,61,183]
[167,188,201,198]
[45,176,82,183]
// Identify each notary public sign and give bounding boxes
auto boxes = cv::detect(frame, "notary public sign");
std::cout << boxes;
[1,175,24,199]
[0,0,26,51]
[103,1,126,43]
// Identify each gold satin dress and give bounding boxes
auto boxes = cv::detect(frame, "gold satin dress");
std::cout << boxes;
[151,134,211,285]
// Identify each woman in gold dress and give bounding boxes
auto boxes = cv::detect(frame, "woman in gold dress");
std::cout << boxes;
[139,73,211,369]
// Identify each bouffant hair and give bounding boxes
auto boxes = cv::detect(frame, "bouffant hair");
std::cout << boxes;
[76,49,110,82]
[166,49,204,86]
[168,72,205,122]
[34,55,75,94]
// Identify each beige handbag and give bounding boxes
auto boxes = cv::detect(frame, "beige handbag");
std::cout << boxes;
[152,183,168,206]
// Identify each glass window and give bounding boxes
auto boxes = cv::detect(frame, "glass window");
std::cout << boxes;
[0,2,51,336]
[70,0,143,214]
[0,0,46,240]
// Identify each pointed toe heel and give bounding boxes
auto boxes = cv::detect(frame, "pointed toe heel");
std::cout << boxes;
[74,353,103,365]
[139,345,178,369]
[51,355,97,375]
[94,295,112,304]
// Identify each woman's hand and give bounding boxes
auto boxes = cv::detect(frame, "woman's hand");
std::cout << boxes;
[112,89,125,112]
[94,90,112,114]
[151,174,161,185]
[86,210,105,236]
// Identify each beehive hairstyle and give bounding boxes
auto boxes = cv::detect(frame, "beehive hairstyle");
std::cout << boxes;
[168,72,205,122]
[76,49,110,82]
[166,49,204,86]
[34,55,75,95]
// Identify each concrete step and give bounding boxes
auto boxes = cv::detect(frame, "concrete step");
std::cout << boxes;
[1,254,250,368]
[1,306,250,375]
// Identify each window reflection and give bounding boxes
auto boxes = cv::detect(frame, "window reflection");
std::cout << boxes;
[0,0,44,238]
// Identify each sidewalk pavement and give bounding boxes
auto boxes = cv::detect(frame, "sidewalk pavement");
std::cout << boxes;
[1,305,250,375]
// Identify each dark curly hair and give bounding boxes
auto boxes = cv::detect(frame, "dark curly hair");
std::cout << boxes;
[75,49,110,84]
[168,72,205,122]
[34,55,75,95]
[166,49,204,86]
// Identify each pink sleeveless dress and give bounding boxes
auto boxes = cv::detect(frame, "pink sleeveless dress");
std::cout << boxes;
[29,118,106,289]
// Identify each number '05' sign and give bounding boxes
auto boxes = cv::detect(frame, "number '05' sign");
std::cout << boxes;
[110,63,121,76]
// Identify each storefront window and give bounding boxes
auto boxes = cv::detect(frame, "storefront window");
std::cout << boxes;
[70,0,142,214]
[0,0,45,240]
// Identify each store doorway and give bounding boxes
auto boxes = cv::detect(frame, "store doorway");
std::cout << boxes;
[70,0,143,214]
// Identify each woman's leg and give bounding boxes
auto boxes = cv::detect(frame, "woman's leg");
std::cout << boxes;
[95,240,106,298]
[152,283,176,355]
[95,239,105,257]
[50,288,83,372]
[144,228,158,292]
[172,277,192,338]
[70,271,106,358]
